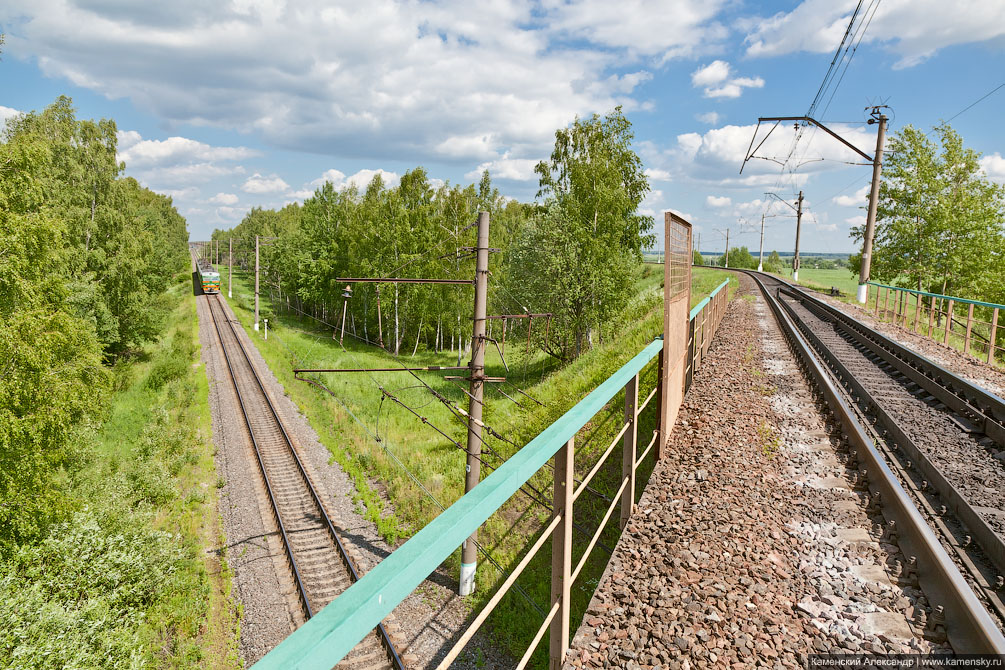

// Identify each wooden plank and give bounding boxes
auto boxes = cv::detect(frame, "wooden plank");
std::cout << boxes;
[965,303,974,355]
[913,292,922,332]
[944,300,954,345]
[990,308,999,366]
[884,287,891,321]
[550,437,574,669]
[620,374,638,530]
[929,295,937,338]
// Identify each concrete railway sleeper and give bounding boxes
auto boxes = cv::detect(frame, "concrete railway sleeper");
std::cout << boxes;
[740,269,1005,653]
[207,294,405,670]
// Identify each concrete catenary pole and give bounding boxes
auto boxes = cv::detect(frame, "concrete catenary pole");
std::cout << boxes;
[793,191,804,282]
[228,237,233,298]
[758,214,765,272]
[858,112,888,303]
[460,211,490,596]
[724,229,730,268]
[254,235,260,331]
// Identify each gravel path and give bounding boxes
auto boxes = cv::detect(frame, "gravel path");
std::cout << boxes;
[565,276,944,668]
[814,291,1005,399]
[197,292,509,668]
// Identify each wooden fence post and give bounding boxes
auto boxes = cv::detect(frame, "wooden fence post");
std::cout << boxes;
[990,308,999,366]
[620,375,638,530]
[965,303,974,355]
[883,288,891,320]
[928,296,937,338]
[550,437,574,669]
[913,293,922,333]
[944,300,954,345]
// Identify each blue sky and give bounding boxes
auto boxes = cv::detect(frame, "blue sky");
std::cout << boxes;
[2,0,1003,254]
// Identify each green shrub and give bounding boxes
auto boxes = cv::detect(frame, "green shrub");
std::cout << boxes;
[0,508,183,669]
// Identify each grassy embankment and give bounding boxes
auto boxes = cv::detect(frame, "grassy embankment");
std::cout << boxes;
[0,274,240,669]
[218,263,734,665]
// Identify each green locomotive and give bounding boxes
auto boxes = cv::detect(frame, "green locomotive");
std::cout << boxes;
[197,258,221,294]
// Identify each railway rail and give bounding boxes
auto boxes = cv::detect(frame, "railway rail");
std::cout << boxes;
[206,293,404,670]
[744,269,1005,653]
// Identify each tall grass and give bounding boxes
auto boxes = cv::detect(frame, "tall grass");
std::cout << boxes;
[221,262,736,665]
[0,276,239,669]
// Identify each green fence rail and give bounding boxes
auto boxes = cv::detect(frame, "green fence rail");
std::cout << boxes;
[868,282,1004,366]
[254,279,736,670]
[868,282,1005,311]
[254,339,664,669]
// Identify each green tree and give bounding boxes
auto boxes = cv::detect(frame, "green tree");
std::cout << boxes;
[850,123,1005,299]
[764,250,784,273]
[692,249,704,266]
[716,246,756,269]
[507,107,653,358]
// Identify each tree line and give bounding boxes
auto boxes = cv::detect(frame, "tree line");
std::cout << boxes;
[213,107,654,362]
[0,97,189,543]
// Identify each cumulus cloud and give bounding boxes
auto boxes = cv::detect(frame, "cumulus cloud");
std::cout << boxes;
[0,0,727,165]
[309,168,401,190]
[833,185,870,207]
[465,156,539,181]
[242,173,290,194]
[0,105,21,126]
[743,0,1005,68]
[706,195,732,208]
[689,61,764,98]
[118,135,259,168]
[846,215,867,227]
[695,111,721,125]
[644,168,672,181]
[691,60,730,87]
[980,153,1005,183]
[209,192,239,205]
[644,121,874,188]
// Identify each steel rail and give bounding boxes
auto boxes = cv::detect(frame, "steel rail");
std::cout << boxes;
[742,271,1005,653]
[208,295,403,669]
[779,286,1005,579]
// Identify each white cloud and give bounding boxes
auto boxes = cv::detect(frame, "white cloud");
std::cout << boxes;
[159,186,200,199]
[695,111,721,125]
[833,185,870,207]
[704,76,764,99]
[691,60,730,87]
[980,153,1005,183]
[643,121,875,188]
[118,135,258,168]
[465,157,538,181]
[309,168,401,190]
[743,0,1005,68]
[0,105,21,126]
[242,173,290,194]
[845,215,867,227]
[0,0,718,164]
[638,188,666,218]
[689,60,764,99]
[209,192,239,205]
[644,168,672,181]
[142,162,246,187]
[706,195,732,208]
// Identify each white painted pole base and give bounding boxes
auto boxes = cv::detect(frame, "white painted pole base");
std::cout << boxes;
[857,283,868,304]
[793,270,799,282]
[459,561,476,596]
[757,264,763,272]
[254,322,259,331]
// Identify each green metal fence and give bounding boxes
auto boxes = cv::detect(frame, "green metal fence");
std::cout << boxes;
[868,282,1004,366]
[253,281,734,670]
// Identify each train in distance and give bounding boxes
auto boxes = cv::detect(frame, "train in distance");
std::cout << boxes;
[197,258,221,294]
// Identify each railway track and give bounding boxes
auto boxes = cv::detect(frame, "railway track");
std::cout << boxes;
[744,270,1005,653]
[207,294,403,670]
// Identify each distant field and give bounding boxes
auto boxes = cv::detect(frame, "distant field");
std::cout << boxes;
[774,267,860,297]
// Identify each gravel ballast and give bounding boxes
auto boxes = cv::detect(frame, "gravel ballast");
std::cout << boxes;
[197,293,508,668]
[565,276,944,668]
